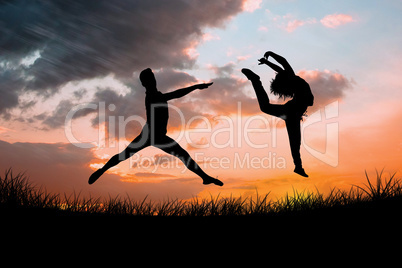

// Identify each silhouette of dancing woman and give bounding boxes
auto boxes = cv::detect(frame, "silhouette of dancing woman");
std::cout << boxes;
[242,51,314,177]
[89,68,223,186]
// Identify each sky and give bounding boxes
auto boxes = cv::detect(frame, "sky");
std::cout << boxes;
[0,0,401,201]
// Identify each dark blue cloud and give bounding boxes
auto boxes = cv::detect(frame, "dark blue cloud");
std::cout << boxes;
[0,0,245,115]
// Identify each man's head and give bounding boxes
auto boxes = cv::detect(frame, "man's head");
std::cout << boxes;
[140,68,157,89]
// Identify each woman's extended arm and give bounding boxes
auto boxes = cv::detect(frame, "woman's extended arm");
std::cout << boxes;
[261,51,295,75]
[258,58,284,73]
[163,82,213,101]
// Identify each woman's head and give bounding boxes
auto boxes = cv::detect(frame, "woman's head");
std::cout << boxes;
[270,72,302,99]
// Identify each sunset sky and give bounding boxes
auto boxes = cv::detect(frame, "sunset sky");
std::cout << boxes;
[1,0,401,201]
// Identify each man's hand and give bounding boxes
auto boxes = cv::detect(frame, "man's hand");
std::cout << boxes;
[196,82,213,90]
[164,82,213,100]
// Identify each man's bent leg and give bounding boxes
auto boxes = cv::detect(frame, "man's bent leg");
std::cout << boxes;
[154,136,223,186]
[88,131,150,184]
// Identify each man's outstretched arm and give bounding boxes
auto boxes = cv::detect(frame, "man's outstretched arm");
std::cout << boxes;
[163,82,213,101]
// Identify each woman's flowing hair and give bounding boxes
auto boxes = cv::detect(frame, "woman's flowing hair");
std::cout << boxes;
[270,71,296,99]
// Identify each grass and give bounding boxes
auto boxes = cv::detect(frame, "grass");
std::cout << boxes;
[0,168,401,217]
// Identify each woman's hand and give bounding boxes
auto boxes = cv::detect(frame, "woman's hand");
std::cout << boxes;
[258,58,269,65]
[263,51,273,59]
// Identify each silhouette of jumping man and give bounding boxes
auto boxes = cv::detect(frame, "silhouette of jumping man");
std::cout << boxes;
[241,51,314,177]
[89,68,223,186]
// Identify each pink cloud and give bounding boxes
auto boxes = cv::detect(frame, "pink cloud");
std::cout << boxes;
[242,0,262,13]
[183,40,200,59]
[320,14,355,28]
[286,18,317,32]
[237,55,251,61]
[268,11,355,33]
[202,32,221,42]
[297,69,353,112]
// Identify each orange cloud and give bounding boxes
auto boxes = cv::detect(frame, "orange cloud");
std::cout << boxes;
[320,14,355,29]
[187,136,209,150]
[0,126,12,134]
